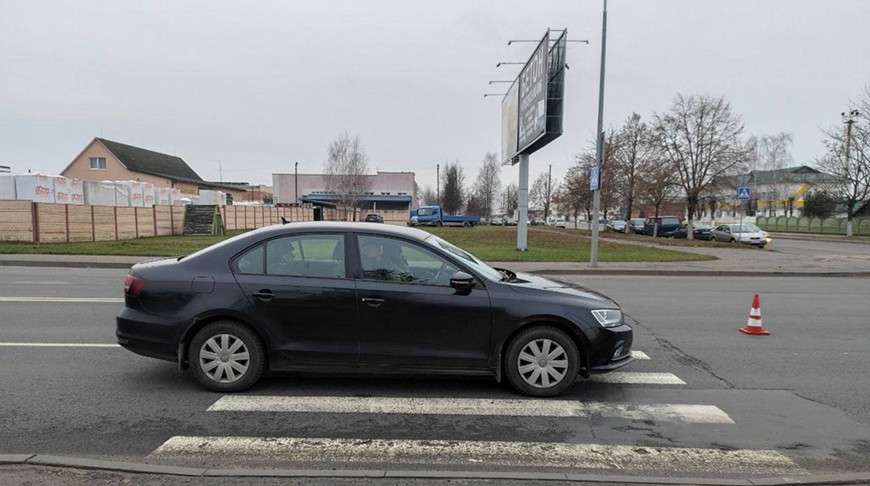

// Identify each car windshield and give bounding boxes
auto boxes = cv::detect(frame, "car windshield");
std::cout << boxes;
[426,234,503,281]
[417,208,433,216]
[731,224,761,232]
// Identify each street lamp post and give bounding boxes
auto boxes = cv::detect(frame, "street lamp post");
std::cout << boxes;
[294,162,299,205]
[590,0,608,268]
[842,109,860,236]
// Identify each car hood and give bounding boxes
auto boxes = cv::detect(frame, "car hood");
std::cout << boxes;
[503,273,619,308]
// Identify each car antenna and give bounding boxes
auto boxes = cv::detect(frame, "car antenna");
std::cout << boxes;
[281,217,288,225]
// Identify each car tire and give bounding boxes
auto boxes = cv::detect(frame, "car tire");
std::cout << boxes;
[189,321,265,393]
[730,238,736,244]
[463,221,470,228]
[436,221,443,227]
[504,326,579,397]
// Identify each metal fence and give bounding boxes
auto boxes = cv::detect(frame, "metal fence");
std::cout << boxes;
[756,216,870,235]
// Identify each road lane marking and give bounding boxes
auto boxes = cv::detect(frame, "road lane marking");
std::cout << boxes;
[631,350,650,360]
[149,437,802,475]
[208,396,733,424]
[0,297,124,303]
[0,343,121,348]
[585,372,686,385]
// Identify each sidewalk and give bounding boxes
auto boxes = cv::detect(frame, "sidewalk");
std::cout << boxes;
[2,247,869,276]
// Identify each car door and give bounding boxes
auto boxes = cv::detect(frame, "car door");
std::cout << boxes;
[352,233,492,370]
[232,232,359,366]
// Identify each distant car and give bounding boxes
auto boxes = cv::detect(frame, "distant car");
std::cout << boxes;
[555,218,567,229]
[671,223,713,240]
[643,217,682,237]
[116,222,634,397]
[627,218,645,234]
[490,216,504,226]
[606,220,627,233]
[711,224,770,248]
[504,217,517,226]
[364,214,384,223]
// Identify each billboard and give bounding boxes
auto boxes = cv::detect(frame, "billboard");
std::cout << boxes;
[500,78,519,165]
[517,32,549,153]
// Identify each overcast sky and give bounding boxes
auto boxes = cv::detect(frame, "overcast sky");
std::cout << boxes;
[1,0,868,191]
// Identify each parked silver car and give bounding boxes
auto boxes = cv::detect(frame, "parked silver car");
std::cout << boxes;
[710,223,770,248]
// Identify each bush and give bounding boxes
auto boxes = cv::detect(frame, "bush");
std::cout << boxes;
[802,191,837,219]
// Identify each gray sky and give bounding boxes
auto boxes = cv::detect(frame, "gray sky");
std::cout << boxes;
[1,0,868,191]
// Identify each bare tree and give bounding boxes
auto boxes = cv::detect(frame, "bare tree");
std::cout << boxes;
[324,132,372,221]
[655,94,750,239]
[474,152,502,220]
[555,162,592,228]
[503,182,518,215]
[613,113,658,220]
[419,185,437,207]
[816,88,870,236]
[637,157,679,237]
[747,132,794,215]
[441,161,465,214]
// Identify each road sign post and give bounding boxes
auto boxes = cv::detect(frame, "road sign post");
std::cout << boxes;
[736,186,751,243]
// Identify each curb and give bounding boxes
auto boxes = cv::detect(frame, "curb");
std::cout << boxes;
[2,455,870,485]
[2,259,870,278]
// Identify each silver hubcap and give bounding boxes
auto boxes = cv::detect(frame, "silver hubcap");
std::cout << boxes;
[517,338,569,388]
[199,334,250,384]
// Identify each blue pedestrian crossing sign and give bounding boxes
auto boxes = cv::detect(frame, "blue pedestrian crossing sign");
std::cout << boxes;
[590,167,600,191]
[737,186,751,202]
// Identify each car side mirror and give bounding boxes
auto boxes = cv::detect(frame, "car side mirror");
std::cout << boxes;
[449,271,475,293]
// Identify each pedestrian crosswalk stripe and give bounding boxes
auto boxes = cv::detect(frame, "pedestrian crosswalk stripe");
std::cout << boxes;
[631,350,650,360]
[208,396,733,424]
[150,436,802,475]
[585,372,686,385]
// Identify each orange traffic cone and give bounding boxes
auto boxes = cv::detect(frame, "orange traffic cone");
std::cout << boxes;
[739,294,770,335]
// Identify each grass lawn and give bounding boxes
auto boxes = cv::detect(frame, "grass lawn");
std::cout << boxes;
[0,226,715,262]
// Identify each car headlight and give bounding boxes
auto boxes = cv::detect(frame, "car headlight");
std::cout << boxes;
[591,309,623,328]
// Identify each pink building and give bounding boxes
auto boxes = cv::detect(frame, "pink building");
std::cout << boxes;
[273,171,417,210]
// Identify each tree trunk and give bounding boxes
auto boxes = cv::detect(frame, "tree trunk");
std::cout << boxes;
[686,197,697,240]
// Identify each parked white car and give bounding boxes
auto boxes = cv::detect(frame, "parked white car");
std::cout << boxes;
[711,223,771,248]
[555,218,566,228]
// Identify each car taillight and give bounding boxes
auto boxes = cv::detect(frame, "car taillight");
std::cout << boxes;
[124,275,145,296]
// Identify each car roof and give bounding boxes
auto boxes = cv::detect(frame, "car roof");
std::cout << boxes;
[248,221,434,241]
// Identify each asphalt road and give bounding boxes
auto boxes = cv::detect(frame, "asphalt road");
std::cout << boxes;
[1,266,869,483]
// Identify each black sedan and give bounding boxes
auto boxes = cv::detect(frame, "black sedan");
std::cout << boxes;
[117,223,633,397]
[670,223,713,240]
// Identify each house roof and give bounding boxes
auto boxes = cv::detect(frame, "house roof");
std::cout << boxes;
[737,165,839,185]
[96,138,203,182]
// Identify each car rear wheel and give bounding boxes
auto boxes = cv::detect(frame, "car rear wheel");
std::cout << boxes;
[189,321,265,393]
[505,326,579,397]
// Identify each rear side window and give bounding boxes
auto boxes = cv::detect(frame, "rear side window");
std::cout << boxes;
[265,234,346,278]
[236,244,264,274]
[662,217,680,225]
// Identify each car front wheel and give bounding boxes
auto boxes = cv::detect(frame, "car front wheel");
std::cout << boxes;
[505,326,579,397]
[189,321,265,393]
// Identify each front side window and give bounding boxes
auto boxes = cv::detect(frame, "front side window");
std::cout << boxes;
[89,157,106,170]
[357,235,459,285]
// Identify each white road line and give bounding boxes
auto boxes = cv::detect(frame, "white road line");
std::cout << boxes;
[208,396,733,424]
[150,437,802,475]
[585,372,686,385]
[0,343,121,348]
[0,297,124,303]
[631,350,650,360]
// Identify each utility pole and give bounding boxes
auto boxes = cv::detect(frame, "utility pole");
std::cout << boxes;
[218,160,222,182]
[590,0,608,268]
[294,161,299,205]
[842,108,859,236]
[436,164,440,205]
[546,164,552,221]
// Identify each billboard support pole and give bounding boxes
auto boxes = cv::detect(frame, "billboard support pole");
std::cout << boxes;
[590,0,607,268]
[517,153,529,251]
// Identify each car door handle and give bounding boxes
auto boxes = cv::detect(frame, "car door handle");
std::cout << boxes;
[252,289,275,301]
[361,297,384,306]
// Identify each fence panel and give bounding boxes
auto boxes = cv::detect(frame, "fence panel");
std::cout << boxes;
[67,205,94,242]
[37,203,67,243]
[116,207,137,240]
[93,206,117,241]
[136,207,155,237]
[171,206,185,235]
[154,206,173,236]
[0,200,34,242]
